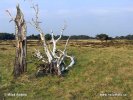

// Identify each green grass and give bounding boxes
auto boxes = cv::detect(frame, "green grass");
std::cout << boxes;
[0,40,133,100]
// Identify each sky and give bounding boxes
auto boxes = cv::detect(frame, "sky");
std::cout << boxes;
[0,0,133,37]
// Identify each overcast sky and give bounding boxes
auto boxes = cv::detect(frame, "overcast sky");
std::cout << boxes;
[0,0,133,37]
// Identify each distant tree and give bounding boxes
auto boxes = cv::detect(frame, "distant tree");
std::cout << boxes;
[55,35,69,40]
[119,36,125,39]
[27,34,94,40]
[115,35,133,40]
[61,35,69,40]
[70,35,93,40]
[126,35,133,40]
[108,36,113,40]
[45,34,51,40]
[27,34,51,40]
[96,34,109,42]
[115,36,120,39]
[0,33,15,40]
[27,34,40,40]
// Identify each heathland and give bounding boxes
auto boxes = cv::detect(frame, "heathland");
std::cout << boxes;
[0,40,133,100]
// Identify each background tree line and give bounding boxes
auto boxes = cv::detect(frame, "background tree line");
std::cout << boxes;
[0,32,133,40]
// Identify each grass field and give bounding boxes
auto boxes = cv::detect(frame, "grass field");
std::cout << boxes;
[0,40,133,100]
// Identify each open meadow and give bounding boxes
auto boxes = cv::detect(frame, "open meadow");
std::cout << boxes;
[0,40,133,100]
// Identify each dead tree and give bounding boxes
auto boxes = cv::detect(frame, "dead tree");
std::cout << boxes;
[30,4,75,76]
[6,5,27,77]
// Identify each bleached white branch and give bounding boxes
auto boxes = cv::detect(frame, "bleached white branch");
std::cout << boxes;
[58,36,74,71]
[6,10,14,22]
[51,30,56,56]
[30,3,53,63]
[34,49,47,63]
[65,55,75,70]
[64,36,70,52]
[50,25,67,58]
[56,24,66,42]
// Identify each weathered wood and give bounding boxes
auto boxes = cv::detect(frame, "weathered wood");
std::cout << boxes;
[31,4,75,76]
[13,5,27,77]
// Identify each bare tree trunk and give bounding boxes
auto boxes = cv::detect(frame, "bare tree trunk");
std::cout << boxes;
[13,5,27,77]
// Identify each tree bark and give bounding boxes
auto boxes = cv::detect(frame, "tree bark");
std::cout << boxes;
[13,5,27,77]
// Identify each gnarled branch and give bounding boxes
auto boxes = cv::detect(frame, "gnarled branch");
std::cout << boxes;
[30,3,75,76]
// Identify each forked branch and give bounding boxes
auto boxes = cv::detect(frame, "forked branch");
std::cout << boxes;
[30,3,75,76]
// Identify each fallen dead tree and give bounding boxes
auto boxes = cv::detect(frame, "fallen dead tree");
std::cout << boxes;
[30,4,75,76]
